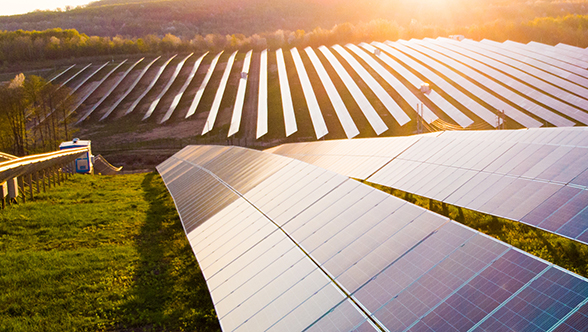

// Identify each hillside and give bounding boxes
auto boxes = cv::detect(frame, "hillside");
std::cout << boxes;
[0,173,220,331]
[2,0,588,38]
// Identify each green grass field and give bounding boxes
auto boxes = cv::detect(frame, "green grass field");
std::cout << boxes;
[0,173,220,332]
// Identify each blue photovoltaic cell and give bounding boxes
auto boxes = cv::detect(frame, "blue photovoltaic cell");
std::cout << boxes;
[553,302,588,331]
[409,249,548,331]
[371,234,508,331]
[476,266,588,331]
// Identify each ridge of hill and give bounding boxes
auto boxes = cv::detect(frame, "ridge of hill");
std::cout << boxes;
[2,0,588,38]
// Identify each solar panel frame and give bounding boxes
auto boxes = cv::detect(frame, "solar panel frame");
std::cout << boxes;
[276,48,298,137]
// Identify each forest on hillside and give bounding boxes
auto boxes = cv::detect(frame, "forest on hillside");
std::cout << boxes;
[0,14,587,70]
[1,0,588,38]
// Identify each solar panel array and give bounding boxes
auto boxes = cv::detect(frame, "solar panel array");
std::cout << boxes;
[269,127,588,246]
[158,144,588,332]
[53,39,588,140]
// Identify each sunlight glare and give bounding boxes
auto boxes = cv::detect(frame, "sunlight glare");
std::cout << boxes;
[1,0,95,16]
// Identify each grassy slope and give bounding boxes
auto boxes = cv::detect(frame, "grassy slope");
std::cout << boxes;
[0,173,220,332]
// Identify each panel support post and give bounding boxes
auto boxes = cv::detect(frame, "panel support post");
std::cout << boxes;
[35,172,40,194]
[28,173,34,201]
[42,170,46,192]
[18,176,25,204]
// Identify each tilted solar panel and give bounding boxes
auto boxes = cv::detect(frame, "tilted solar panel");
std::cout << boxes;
[269,127,588,246]
[359,43,472,128]
[305,47,359,139]
[438,38,588,114]
[159,143,588,331]
[276,48,298,137]
[398,39,548,128]
[203,51,238,135]
[290,47,329,139]
[318,46,388,135]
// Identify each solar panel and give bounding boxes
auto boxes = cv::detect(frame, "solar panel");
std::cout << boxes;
[503,40,588,80]
[375,41,499,128]
[318,46,388,135]
[480,39,588,90]
[276,48,298,137]
[73,60,127,122]
[434,39,588,125]
[399,39,547,128]
[347,44,440,125]
[158,143,588,331]
[556,43,588,59]
[186,52,223,119]
[100,57,160,120]
[439,38,588,114]
[304,46,359,139]
[143,53,194,120]
[47,64,76,84]
[161,52,208,124]
[202,51,238,135]
[471,39,588,95]
[526,41,588,70]
[552,43,588,63]
[59,63,92,90]
[126,55,177,116]
[290,47,328,139]
[407,39,571,128]
[228,50,252,137]
[359,43,473,128]
[257,49,269,139]
[332,44,411,126]
[79,58,143,122]
[269,127,588,246]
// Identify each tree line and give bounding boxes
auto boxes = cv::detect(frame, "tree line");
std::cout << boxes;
[1,14,588,67]
[0,74,76,156]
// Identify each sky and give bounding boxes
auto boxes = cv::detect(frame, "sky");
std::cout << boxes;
[1,0,95,16]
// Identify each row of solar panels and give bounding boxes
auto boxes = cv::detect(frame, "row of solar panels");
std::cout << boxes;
[51,38,588,139]
[269,126,588,246]
[157,133,588,332]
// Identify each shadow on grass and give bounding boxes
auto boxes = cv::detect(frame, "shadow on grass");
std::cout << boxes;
[116,173,220,332]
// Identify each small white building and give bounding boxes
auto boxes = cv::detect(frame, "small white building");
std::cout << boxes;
[59,138,93,174]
